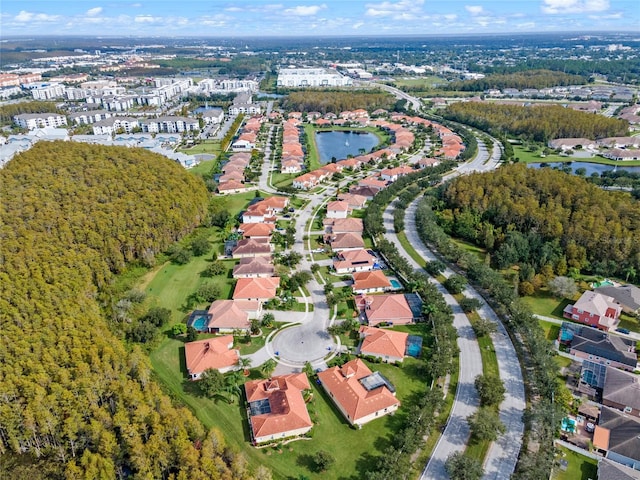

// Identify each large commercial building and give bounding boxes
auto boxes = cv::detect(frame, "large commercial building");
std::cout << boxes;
[277,68,353,88]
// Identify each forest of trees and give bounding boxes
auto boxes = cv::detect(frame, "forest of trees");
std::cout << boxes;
[434,164,640,283]
[442,102,629,143]
[446,69,586,92]
[0,101,66,124]
[281,90,396,114]
[0,143,261,479]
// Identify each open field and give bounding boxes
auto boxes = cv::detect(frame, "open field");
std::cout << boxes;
[392,76,448,89]
[522,289,574,320]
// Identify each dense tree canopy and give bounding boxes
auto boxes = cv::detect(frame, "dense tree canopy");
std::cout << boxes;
[282,90,395,114]
[0,101,66,124]
[436,164,640,280]
[446,69,586,92]
[0,142,257,478]
[442,102,628,142]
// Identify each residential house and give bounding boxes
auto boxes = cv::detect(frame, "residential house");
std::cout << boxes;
[233,256,275,279]
[329,232,365,252]
[602,149,640,161]
[232,238,272,258]
[563,291,622,331]
[597,459,640,480]
[328,218,364,234]
[597,137,640,149]
[245,373,313,444]
[358,176,388,192]
[233,277,280,303]
[559,322,637,372]
[593,406,640,470]
[206,300,250,334]
[355,294,415,326]
[337,193,367,210]
[348,185,379,200]
[326,201,350,219]
[238,223,276,239]
[603,367,640,418]
[548,138,596,151]
[184,336,239,379]
[418,158,440,168]
[333,249,377,274]
[380,165,414,183]
[317,358,400,426]
[595,285,640,315]
[218,180,248,194]
[219,170,245,184]
[358,326,409,363]
[352,271,392,294]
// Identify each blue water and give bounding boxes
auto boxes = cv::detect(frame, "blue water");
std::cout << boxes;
[528,161,640,176]
[315,131,379,164]
[191,316,208,331]
[390,279,402,289]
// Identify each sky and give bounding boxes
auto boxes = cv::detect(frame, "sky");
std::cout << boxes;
[1,1,639,37]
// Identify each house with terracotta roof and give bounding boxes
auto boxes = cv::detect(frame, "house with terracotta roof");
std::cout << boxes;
[333,249,377,274]
[329,232,365,252]
[563,290,622,331]
[337,193,367,210]
[293,172,319,190]
[324,217,364,234]
[245,373,313,444]
[348,185,379,200]
[185,335,239,379]
[380,165,414,182]
[418,157,440,168]
[219,170,245,183]
[218,179,248,194]
[238,223,276,239]
[593,406,640,470]
[317,358,400,426]
[233,277,280,302]
[355,293,415,326]
[326,200,350,219]
[352,270,392,294]
[358,176,388,192]
[359,326,409,363]
[232,238,273,258]
[233,256,275,278]
[206,300,250,333]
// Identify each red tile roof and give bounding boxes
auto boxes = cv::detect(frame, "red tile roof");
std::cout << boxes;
[233,277,280,300]
[185,336,239,375]
[352,270,392,291]
[359,326,408,359]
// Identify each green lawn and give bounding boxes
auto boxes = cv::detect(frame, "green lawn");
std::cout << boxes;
[514,145,640,167]
[451,238,487,262]
[522,289,574,320]
[150,335,429,480]
[392,76,447,89]
[551,446,598,480]
[539,319,561,342]
[618,312,640,333]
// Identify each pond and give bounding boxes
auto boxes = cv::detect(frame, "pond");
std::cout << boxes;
[528,161,640,176]
[315,130,379,164]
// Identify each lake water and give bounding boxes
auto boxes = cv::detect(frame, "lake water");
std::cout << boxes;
[528,161,640,176]
[315,131,379,164]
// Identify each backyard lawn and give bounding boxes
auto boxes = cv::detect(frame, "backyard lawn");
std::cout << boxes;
[551,446,598,480]
[539,319,561,342]
[150,335,429,480]
[522,289,574,320]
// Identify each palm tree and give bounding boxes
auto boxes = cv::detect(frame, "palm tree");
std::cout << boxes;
[261,358,277,378]
[238,357,252,376]
[625,265,636,283]
[223,370,244,404]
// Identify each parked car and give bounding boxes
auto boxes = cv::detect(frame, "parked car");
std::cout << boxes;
[615,328,630,335]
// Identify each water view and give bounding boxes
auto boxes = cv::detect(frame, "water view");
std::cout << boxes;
[528,161,640,176]
[315,130,379,164]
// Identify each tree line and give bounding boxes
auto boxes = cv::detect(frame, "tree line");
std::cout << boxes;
[442,102,629,142]
[0,101,66,124]
[434,164,639,283]
[281,90,396,114]
[446,69,586,92]
[0,142,263,478]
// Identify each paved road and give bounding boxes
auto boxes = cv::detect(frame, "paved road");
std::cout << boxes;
[381,202,482,479]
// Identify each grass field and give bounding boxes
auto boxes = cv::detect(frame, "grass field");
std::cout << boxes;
[392,76,448,89]
[150,335,429,480]
[451,238,487,262]
[522,289,574,320]
[551,445,598,480]
[539,319,561,342]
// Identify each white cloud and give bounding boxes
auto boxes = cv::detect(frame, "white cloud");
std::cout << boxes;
[225,7,243,12]
[542,0,609,14]
[86,7,103,17]
[14,10,60,23]
[465,5,485,15]
[443,14,458,21]
[283,4,327,16]
[588,12,621,19]
[365,0,424,18]
[130,3,142,7]
[134,15,162,23]
[353,22,365,29]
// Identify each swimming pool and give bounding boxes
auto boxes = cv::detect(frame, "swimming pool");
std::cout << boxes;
[390,279,402,289]
[188,313,209,332]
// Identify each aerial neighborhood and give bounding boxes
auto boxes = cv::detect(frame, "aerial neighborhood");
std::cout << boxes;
[2,28,640,480]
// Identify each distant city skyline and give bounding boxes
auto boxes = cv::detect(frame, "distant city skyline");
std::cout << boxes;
[2,1,639,37]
